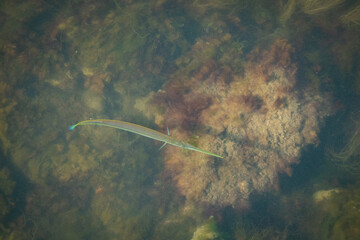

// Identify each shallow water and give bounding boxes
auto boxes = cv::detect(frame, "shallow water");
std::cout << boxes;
[1,0,360,239]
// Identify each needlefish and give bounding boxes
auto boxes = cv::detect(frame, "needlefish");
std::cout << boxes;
[69,119,223,158]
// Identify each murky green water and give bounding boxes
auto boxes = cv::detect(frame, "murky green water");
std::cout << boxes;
[1,0,360,239]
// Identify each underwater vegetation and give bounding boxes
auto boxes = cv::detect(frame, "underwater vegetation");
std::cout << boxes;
[312,186,360,239]
[301,0,346,15]
[263,183,360,240]
[340,3,360,26]
[1,0,360,238]
[0,81,17,153]
[327,112,360,174]
[280,0,360,28]
[142,38,334,208]
[191,216,221,240]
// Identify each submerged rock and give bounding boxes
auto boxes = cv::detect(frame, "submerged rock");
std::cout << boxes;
[149,39,333,207]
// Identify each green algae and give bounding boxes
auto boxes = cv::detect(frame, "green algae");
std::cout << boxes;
[327,112,360,175]
[191,216,221,240]
[340,4,360,26]
[302,0,345,15]
[313,187,360,239]
[0,0,359,239]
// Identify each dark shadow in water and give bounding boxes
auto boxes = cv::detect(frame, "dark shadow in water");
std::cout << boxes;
[218,114,349,239]
[1,149,34,227]
[279,143,324,194]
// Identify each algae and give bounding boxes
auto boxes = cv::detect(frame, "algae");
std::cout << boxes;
[328,112,360,174]
[0,0,360,239]
[191,216,221,240]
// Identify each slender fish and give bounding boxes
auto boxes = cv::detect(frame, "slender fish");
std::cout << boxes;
[69,119,223,158]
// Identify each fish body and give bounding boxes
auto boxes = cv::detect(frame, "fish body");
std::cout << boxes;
[70,119,223,158]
